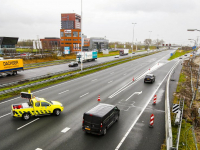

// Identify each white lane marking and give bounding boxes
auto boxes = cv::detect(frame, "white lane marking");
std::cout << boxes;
[0,97,19,105]
[125,91,142,101]
[123,73,127,75]
[110,72,114,74]
[115,60,180,150]
[58,90,69,94]
[80,93,89,98]
[92,79,97,82]
[108,80,113,84]
[0,113,11,119]
[61,127,70,133]
[109,63,164,98]
[17,118,40,130]
[35,148,42,150]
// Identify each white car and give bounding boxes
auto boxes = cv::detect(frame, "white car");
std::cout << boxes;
[114,55,119,58]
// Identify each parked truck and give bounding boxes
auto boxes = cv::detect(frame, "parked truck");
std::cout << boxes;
[76,51,97,63]
[119,49,129,56]
[0,59,23,76]
[11,92,64,120]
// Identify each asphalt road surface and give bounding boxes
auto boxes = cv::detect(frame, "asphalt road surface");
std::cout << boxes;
[0,49,185,150]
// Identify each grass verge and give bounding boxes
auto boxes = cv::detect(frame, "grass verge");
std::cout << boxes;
[168,50,193,60]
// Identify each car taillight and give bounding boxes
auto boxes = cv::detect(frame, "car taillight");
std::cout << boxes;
[100,123,102,128]
[82,119,84,125]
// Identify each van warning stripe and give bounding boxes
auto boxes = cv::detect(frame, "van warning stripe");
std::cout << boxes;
[48,110,51,113]
[28,111,33,115]
[36,111,40,115]
[44,110,47,113]
[19,111,22,114]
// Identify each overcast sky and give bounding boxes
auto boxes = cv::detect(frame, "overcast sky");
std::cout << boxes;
[0,0,200,45]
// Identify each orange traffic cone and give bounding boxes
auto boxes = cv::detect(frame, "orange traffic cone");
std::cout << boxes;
[133,77,134,81]
[98,95,101,101]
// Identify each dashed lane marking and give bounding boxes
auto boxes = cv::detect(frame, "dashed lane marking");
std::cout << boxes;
[17,118,40,130]
[108,81,113,84]
[80,93,89,98]
[61,127,70,133]
[58,90,69,94]
[0,113,11,119]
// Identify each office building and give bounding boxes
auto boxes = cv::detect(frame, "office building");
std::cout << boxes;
[60,13,82,53]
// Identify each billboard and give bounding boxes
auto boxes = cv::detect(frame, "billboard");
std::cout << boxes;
[64,30,71,33]
[64,47,70,54]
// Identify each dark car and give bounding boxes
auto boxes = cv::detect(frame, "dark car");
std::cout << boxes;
[82,103,120,135]
[68,61,78,67]
[184,54,187,56]
[144,74,155,83]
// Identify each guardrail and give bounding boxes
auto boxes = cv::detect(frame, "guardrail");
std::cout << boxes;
[165,60,180,150]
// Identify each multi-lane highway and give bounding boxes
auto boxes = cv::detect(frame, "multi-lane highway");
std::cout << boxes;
[0,49,182,150]
[0,50,156,84]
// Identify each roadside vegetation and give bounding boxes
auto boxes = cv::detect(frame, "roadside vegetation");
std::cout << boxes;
[163,57,200,149]
[168,49,193,61]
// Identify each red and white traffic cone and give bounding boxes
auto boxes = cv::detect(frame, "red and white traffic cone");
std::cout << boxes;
[152,94,157,105]
[149,68,150,70]
[132,77,134,81]
[98,95,101,102]
[149,114,154,128]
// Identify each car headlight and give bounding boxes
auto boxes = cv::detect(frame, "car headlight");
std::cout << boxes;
[60,104,63,107]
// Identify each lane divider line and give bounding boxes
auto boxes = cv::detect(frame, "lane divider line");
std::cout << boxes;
[0,113,11,119]
[35,148,42,150]
[80,93,89,98]
[61,127,70,133]
[108,81,113,84]
[58,90,69,95]
[92,79,97,82]
[17,118,40,130]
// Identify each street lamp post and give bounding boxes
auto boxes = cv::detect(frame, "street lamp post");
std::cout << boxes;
[188,39,197,56]
[132,23,137,58]
[81,0,83,71]
[148,31,152,51]
[187,29,200,52]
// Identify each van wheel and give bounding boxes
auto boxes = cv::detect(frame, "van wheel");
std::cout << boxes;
[22,113,30,120]
[54,109,61,116]
[103,128,107,135]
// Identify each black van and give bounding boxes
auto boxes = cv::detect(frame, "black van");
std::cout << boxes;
[82,103,120,135]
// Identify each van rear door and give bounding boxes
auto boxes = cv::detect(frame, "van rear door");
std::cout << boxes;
[83,114,101,133]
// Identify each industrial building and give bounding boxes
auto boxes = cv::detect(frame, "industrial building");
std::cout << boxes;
[40,37,61,51]
[0,37,18,55]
